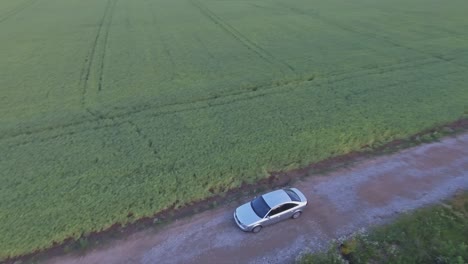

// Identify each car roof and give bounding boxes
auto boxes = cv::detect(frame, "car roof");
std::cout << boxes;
[262,189,292,208]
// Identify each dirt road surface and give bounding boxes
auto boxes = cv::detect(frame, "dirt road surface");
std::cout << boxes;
[47,134,468,264]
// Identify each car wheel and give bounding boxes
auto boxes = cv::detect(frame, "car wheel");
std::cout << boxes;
[292,211,302,219]
[252,225,262,233]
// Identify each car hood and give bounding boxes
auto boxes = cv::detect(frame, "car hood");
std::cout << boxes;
[235,202,262,226]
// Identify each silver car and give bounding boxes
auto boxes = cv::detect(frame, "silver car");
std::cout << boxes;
[233,188,307,233]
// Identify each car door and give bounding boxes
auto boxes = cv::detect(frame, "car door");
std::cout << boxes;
[276,203,299,221]
[265,206,283,225]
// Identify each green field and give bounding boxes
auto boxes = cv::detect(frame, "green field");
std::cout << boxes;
[1,0,468,259]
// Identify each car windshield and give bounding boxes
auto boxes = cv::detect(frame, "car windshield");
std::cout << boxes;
[250,196,271,218]
[285,189,300,202]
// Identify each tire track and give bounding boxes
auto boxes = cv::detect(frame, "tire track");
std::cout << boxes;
[344,24,468,70]
[127,121,159,157]
[322,57,441,85]
[4,120,127,149]
[79,0,111,108]
[193,34,216,61]
[4,68,465,149]
[0,55,458,142]
[79,0,116,109]
[0,0,37,24]
[0,72,309,142]
[134,2,175,82]
[2,3,467,149]
[97,0,118,92]
[148,2,177,81]
[189,0,295,75]
[283,4,468,71]
[102,55,448,119]
[1,2,465,143]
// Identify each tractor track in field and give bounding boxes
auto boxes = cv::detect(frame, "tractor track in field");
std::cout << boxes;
[0,4,463,144]
[3,121,126,149]
[1,56,465,146]
[4,67,465,151]
[127,120,160,157]
[193,34,217,62]
[148,3,177,82]
[189,0,296,76]
[282,4,468,71]
[343,25,468,70]
[0,50,453,143]
[319,56,443,84]
[0,0,37,24]
[79,0,111,107]
[79,0,117,111]
[97,0,118,92]
[0,3,464,143]
[43,133,468,264]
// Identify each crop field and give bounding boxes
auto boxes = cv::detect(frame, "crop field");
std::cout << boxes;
[1,0,468,259]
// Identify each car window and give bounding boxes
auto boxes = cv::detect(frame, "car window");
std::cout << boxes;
[281,203,297,211]
[267,203,297,217]
[267,207,282,217]
[285,189,301,202]
[250,196,271,218]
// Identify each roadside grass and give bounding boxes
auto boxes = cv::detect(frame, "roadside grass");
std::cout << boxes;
[298,192,468,264]
[1,0,468,260]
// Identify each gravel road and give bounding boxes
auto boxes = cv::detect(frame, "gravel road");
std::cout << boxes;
[47,133,468,264]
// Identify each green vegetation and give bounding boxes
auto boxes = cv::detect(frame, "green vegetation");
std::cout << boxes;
[298,192,468,264]
[1,0,467,259]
